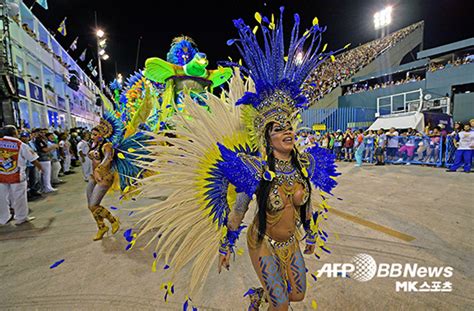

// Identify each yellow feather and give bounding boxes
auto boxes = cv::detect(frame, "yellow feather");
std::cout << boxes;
[127,148,136,153]
[344,43,351,49]
[330,55,336,62]
[117,152,125,159]
[311,299,318,310]
[312,17,319,26]
[303,30,309,37]
[254,12,262,24]
[284,56,288,62]
[271,14,274,24]
[322,43,328,52]
[253,25,258,34]
[152,260,157,272]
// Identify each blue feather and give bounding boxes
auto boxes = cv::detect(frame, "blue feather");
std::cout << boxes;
[225,7,346,109]
[167,38,198,66]
[111,131,152,192]
[304,145,340,194]
[217,143,262,198]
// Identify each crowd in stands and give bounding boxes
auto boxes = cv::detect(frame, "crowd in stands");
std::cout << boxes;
[429,53,473,72]
[303,22,422,102]
[297,118,474,171]
[344,74,424,95]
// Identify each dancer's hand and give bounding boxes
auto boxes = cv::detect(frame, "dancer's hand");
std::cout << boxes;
[218,252,231,274]
[304,244,315,254]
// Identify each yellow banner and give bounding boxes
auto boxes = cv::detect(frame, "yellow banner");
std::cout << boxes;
[312,124,326,131]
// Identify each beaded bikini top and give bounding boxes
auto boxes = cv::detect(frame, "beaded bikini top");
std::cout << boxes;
[268,158,309,213]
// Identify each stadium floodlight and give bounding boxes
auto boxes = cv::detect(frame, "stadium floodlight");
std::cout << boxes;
[102,54,110,60]
[374,6,392,30]
[96,29,105,38]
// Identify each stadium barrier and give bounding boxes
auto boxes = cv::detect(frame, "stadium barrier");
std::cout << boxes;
[331,135,445,166]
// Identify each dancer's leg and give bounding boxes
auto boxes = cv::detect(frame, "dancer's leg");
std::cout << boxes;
[287,247,306,302]
[248,242,289,311]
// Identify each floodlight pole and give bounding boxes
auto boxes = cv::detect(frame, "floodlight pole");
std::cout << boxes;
[95,11,104,116]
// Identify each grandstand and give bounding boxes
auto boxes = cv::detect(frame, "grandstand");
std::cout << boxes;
[303,21,424,109]
[301,22,474,131]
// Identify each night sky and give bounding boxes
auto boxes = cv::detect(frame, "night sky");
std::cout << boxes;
[30,0,474,83]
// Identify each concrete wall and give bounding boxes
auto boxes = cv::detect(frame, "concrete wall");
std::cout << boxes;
[338,63,474,114]
[453,92,474,122]
[338,81,425,109]
[426,63,474,97]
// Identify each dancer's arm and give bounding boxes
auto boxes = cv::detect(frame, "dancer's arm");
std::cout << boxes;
[227,192,252,231]
[218,192,251,273]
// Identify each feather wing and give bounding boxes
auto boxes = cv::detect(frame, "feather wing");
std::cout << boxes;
[207,67,233,88]
[144,57,179,83]
[301,144,340,194]
[217,143,262,198]
[133,69,256,295]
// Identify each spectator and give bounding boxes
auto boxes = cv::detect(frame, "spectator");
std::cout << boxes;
[328,132,335,151]
[77,132,92,182]
[425,127,441,163]
[0,125,43,225]
[46,132,63,185]
[333,129,343,160]
[375,128,387,165]
[385,127,399,162]
[321,133,330,149]
[397,134,416,165]
[406,127,416,136]
[446,123,473,173]
[354,129,365,167]
[59,133,73,175]
[364,130,376,162]
[34,128,58,193]
[451,122,462,136]
[28,129,43,194]
[19,132,42,200]
[343,128,354,162]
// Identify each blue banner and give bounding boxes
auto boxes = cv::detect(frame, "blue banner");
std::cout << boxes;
[28,82,44,103]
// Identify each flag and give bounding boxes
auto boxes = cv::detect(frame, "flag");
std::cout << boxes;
[57,17,67,36]
[91,67,98,77]
[87,59,94,71]
[69,37,78,51]
[79,49,87,61]
[36,0,48,10]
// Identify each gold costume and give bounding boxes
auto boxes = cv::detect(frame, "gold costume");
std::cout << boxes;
[247,158,309,283]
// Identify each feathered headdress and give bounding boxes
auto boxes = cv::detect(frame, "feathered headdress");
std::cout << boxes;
[167,36,198,66]
[95,110,124,147]
[224,7,346,148]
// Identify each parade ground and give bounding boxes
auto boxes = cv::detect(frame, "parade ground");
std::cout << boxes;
[1,163,473,310]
